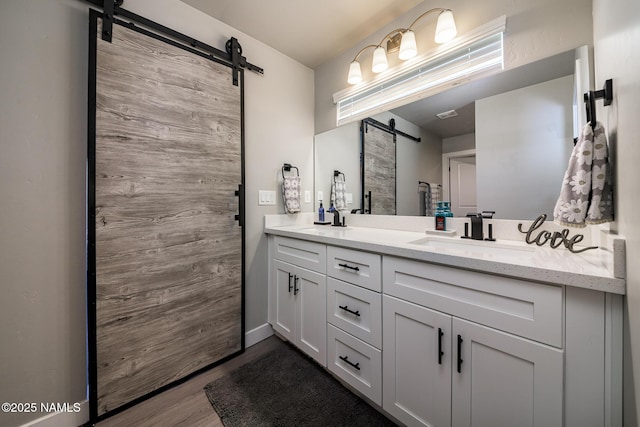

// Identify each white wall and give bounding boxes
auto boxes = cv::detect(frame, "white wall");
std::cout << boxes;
[314,121,360,213]
[475,76,574,219]
[0,1,314,426]
[443,133,476,153]
[592,0,640,425]
[315,0,593,134]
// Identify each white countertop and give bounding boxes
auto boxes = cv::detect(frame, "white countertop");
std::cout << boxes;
[264,223,626,295]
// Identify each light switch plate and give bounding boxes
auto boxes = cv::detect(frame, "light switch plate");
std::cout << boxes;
[345,193,353,205]
[317,190,323,202]
[258,190,276,205]
[304,190,311,203]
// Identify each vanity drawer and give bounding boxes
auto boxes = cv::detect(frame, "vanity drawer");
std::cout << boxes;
[272,236,326,274]
[327,278,382,349]
[327,246,381,291]
[327,324,382,406]
[383,256,563,347]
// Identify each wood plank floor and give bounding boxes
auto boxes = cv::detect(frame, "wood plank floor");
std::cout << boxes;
[97,335,283,427]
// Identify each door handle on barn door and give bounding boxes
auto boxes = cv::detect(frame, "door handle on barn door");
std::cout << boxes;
[234,184,244,226]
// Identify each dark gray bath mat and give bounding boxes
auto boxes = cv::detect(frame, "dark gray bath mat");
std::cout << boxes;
[204,340,397,426]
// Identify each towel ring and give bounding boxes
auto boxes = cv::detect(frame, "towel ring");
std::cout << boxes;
[584,79,613,130]
[282,163,299,178]
[333,170,345,181]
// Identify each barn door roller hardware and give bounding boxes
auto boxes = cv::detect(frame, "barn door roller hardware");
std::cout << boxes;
[84,0,264,85]
[100,0,122,42]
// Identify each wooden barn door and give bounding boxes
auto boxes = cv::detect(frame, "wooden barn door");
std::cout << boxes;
[88,13,244,418]
[362,123,396,215]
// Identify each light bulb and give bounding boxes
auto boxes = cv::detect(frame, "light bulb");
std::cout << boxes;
[371,46,388,73]
[435,10,457,43]
[399,30,417,60]
[347,61,362,84]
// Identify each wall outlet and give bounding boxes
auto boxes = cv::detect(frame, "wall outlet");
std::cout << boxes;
[304,190,311,203]
[258,190,276,205]
[345,193,353,205]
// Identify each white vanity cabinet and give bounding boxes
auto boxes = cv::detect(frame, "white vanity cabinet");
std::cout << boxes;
[266,227,623,427]
[269,236,327,366]
[325,246,383,405]
[382,256,579,427]
[382,295,453,426]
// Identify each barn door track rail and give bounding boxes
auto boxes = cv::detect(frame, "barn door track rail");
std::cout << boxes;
[85,0,264,86]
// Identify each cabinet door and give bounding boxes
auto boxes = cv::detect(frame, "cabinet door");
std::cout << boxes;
[271,259,296,342]
[296,266,327,366]
[452,318,563,427]
[383,295,452,427]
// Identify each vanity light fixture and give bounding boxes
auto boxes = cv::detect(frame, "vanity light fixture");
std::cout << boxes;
[347,8,457,85]
[334,15,506,126]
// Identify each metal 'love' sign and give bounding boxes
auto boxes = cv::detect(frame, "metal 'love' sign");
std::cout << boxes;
[517,214,598,253]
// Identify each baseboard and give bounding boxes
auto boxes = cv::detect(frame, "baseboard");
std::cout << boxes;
[19,399,89,427]
[245,323,274,348]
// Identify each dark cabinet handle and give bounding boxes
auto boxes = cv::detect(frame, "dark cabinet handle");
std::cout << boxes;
[293,276,300,295]
[438,328,444,365]
[339,355,360,371]
[457,334,463,373]
[288,273,293,293]
[339,305,360,317]
[338,263,360,272]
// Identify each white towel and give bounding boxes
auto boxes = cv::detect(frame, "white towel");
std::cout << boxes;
[429,183,441,215]
[282,175,301,214]
[553,121,613,227]
[330,175,347,210]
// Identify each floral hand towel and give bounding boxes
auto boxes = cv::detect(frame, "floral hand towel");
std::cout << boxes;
[282,175,301,214]
[330,175,347,210]
[553,121,613,227]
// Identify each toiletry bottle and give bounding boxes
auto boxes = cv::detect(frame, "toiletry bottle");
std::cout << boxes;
[318,200,325,222]
[435,204,446,231]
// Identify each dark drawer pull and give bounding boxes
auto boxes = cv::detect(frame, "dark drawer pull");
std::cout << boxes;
[338,305,361,317]
[293,276,300,295]
[339,355,360,371]
[457,334,463,373]
[338,263,360,272]
[438,328,444,365]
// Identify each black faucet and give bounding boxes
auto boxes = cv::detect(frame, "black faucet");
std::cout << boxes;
[463,213,484,240]
[462,211,496,241]
[329,209,342,227]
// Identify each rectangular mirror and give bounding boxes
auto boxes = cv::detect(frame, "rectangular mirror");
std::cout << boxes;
[314,46,592,220]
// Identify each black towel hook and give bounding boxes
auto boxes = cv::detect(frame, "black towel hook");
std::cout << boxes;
[584,79,613,130]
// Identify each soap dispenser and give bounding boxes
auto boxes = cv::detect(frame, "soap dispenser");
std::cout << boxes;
[318,200,325,222]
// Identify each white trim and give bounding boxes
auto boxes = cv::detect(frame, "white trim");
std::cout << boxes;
[441,149,476,202]
[19,400,89,427]
[245,322,274,348]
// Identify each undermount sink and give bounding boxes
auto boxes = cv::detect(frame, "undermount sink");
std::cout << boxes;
[296,225,349,235]
[408,236,536,258]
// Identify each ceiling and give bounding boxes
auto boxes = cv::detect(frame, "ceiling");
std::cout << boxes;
[181,0,423,68]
